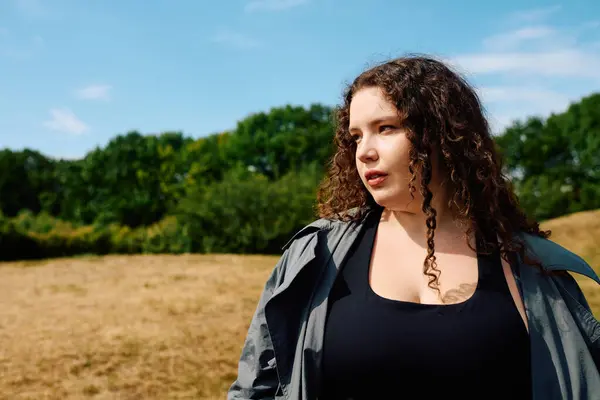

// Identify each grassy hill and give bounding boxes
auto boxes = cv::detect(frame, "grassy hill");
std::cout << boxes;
[540,208,600,315]
[0,210,597,399]
[540,208,600,268]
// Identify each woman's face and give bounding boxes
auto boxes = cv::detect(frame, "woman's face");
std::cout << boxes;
[348,86,418,212]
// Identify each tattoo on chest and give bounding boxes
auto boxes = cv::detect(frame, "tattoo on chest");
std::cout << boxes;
[441,282,477,304]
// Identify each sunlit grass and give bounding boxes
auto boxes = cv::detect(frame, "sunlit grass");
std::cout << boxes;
[0,209,597,399]
[0,254,277,399]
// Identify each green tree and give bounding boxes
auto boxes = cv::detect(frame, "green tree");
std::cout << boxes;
[225,104,335,180]
[0,149,57,217]
[496,93,600,220]
[177,161,323,254]
[65,130,191,227]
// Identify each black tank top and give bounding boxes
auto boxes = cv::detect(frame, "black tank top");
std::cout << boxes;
[319,209,532,399]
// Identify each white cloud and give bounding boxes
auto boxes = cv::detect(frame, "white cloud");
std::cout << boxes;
[482,26,555,51]
[508,5,561,23]
[478,86,568,105]
[211,29,262,49]
[245,0,308,12]
[485,114,517,134]
[453,50,600,79]
[450,10,600,79]
[447,8,600,134]
[43,108,89,135]
[477,86,574,133]
[74,84,112,101]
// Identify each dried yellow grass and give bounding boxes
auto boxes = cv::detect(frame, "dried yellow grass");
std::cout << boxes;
[0,254,277,399]
[540,208,600,319]
[0,210,598,399]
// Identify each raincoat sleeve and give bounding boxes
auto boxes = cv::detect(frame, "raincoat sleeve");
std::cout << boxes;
[227,251,289,399]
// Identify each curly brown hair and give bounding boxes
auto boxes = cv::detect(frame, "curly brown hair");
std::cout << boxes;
[316,55,550,293]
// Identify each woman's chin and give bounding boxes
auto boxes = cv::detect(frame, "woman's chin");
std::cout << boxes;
[370,190,413,209]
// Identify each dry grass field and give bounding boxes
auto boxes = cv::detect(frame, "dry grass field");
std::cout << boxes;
[0,254,276,399]
[0,210,598,399]
[540,208,600,317]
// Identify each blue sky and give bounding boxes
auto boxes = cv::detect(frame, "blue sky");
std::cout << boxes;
[1,0,599,160]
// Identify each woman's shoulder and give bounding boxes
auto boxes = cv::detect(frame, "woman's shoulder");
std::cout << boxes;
[281,206,371,251]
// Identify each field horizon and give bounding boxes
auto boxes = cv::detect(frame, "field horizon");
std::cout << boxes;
[0,209,598,399]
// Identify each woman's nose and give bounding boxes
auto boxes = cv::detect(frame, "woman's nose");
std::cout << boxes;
[356,140,378,164]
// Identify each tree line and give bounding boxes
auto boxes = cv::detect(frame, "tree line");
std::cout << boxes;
[1,94,599,261]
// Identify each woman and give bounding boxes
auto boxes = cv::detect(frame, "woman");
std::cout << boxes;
[228,56,600,400]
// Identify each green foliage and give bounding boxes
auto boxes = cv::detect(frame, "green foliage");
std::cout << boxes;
[0,149,58,217]
[177,161,323,254]
[0,93,599,261]
[225,104,335,180]
[66,131,193,227]
[0,211,41,261]
[496,93,600,221]
[0,212,192,260]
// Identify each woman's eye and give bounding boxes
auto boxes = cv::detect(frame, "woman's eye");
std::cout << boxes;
[380,125,395,133]
[350,134,361,142]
